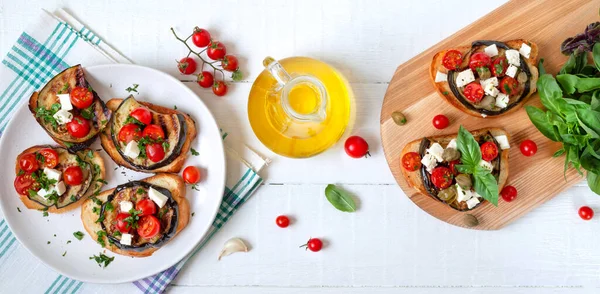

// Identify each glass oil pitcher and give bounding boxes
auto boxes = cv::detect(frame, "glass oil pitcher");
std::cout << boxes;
[248,56,353,158]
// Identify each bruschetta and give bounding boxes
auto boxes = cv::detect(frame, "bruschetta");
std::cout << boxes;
[80,174,190,257]
[14,145,106,213]
[430,40,539,118]
[400,127,510,211]
[99,96,197,173]
[28,65,111,152]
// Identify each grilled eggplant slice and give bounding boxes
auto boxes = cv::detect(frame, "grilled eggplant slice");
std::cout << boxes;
[80,174,190,257]
[28,65,111,152]
[100,96,197,173]
[14,145,106,213]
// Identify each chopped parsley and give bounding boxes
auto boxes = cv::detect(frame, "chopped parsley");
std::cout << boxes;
[70,195,77,202]
[47,241,51,244]
[31,170,57,190]
[80,106,95,120]
[75,155,88,167]
[35,153,45,164]
[101,119,108,125]
[97,178,108,185]
[86,150,94,159]
[41,207,49,217]
[90,252,114,268]
[173,105,177,110]
[113,231,122,237]
[17,207,21,213]
[73,231,84,240]
[442,91,449,95]
[191,212,195,217]
[162,141,170,151]
[58,83,69,94]
[124,115,144,126]
[105,202,114,211]
[62,251,67,257]
[67,240,71,244]
[17,170,25,176]
[503,83,511,94]
[124,209,142,229]
[190,148,199,156]
[125,84,139,93]
[87,85,93,92]
[96,230,107,247]
[137,188,145,194]
[93,164,101,177]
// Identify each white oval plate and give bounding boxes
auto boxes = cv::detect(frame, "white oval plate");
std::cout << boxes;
[0,64,225,283]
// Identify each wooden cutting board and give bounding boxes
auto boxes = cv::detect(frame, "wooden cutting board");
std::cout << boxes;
[380,0,598,230]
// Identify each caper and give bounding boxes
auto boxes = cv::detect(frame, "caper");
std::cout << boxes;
[442,148,461,161]
[476,67,491,80]
[517,71,528,83]
[464,214,479,227]
[437,185,457,202]
[391,111,407,126]
[455,174,472,190]
[475,95,496,110]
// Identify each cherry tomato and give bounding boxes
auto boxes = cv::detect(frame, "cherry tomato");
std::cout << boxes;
[63,166,84,186]
[302,238,323,252]
[463,82,484,103]
[499,76,519,95]
[442,50,463,70]
[14,174,36,195]
[178,57,197,75]
[481,142,499,161]
[69,86,94,109]
[469,52,491,71]
[491,56,508,77]
[191,28,211,48]
[449,160,461,175]
[520,140,537,157]
[432,114,450,129]
[38,148,59,168]
[130,107,152,125]
[118,123,142,144]
[344,136,370,158]
[146,143,166,162]
[430,166,454,189]
[402,152,422,171]
[207,41,226,60]
[276,215,290,228]
[197,71,214,88]
[212,81,228,96]
[19,153,39,173]
[579,206,594,220]
[221,55,239,71]
[142,124,165,141]
[501,185,517,202]
[182,166,201,184]
[137,215,161,239]
[66,116,91,138]
[136,199,157,216]
[116,213,131,233]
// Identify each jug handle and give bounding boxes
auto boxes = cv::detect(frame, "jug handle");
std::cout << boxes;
[263,57,292,91]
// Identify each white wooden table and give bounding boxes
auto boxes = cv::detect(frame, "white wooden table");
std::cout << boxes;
[1,0,599,293]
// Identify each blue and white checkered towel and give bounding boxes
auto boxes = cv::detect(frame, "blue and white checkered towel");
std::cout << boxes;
[0,9,266,294]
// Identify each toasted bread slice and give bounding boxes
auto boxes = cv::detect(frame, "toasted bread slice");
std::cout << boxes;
[400,128,510,211]
[15,145,106,213]
[81,173,190,257]
[100,98,197,173]
[430,39,539,118]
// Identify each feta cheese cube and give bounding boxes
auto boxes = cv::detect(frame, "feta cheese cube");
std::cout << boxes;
[480,77,499,88]
[120,201,133,212]
[481,114,488,118]
[479,160,494,172]
[505,49,521,66]
[55,181,66,196]
[484,82,500,97]
[57,94,73,111]
[494,135,511,150]
[484,44,499,57]
[148,187,168,208]
[519,43,531,58]
[455,69,475,88]
[120,233,133,246]
[456,184,474,203]
[420,153,437,174]
[53,109,73,125]
[426,143,445,162]
[466,197,480,209]
[37,188,52,199]
[124,140,140,159]
[446,139,457,150]
[495,93,509,108]
[43,167,62,182]
[435,71,447,82]
[505,64,518,78]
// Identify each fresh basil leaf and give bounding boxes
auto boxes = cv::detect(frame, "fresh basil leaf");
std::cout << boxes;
[591,90,600,110]
[553,147,566,158]
[456,126,482,167]
[560,133,589,147]
[575,77,600,93]
[560,53,585,75]
[577,116,600,138]
[525,106,560,141]
[455,164,474,174]
[594,42,600,72]
[587,171,600,195]
[538,58,546,75]
[557,74,579,95]
[537,74,568,116]
[324,184,356,213]
[581,144,600,174]
[472,169,498,206]
[580,65,599,77]
[567,144,584,176]
[576,109,600,137]
[563,97,590,107]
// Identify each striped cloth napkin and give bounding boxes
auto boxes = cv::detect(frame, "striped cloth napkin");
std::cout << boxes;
[0,9,266,294]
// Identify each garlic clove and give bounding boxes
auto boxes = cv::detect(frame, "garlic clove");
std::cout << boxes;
[218,237,249,260]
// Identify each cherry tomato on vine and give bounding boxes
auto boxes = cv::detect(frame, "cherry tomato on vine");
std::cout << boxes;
[442,50,463,70]
[130,107,152,125]
[344,136,370,158]
[520,140,537,157]
[500,185,517,202]
[221,55,239,71]
[67,116,91,138]
[197,71,214,88]
[191,28,211,48]
[431,166,454,189]
[182,166,201,184]
[432,114,450,130]
[207,41,226,60]
[481,142,499,161]
[301,238,323,252]
[469,52,491,72]
[63,166,84,186]
[402,152,421,171]
[463,82,484,103]
[178,57,197,75]
[70,86,94,109]
[19,153,39,173]
[276,215,290,228]
[579,206,594,220]
[38,148,59,169]
[212,81,228,96]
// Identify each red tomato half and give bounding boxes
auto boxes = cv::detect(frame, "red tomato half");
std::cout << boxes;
[118,123,142,143]
[130,108,152,125]
[469,52,491,71]
[402,152,422,171]
[463,82,484,103]
[142,125,165,141]
[442,50,463,70]
[480,142,499,161]
[449,160,461,175]
[67,116,91,138]
[63,166,84,186]
[14,174,36,195]
[116,213,131,233]
[430,167,454,189]
[146,143,165,162]
[136,199,157,216]
[19,153,39,173]
[499,76,519,95]
[137,215,161,239]
[70,86,94,109]
[38,148,59,169]
[491,56,508,77]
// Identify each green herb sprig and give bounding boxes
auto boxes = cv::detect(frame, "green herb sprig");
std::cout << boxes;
[89,252,114,268]
[324,184,357,212]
